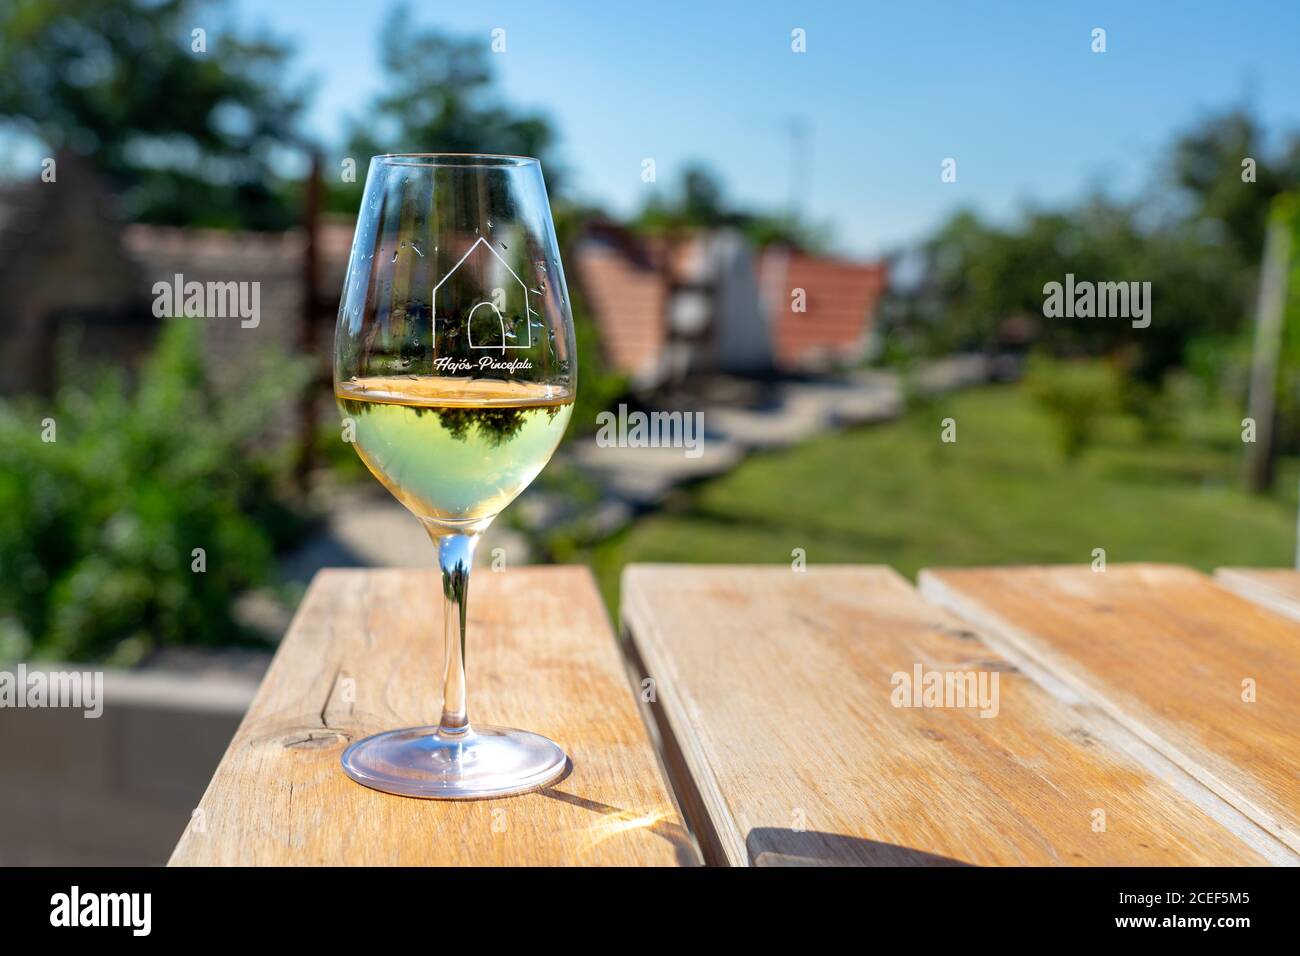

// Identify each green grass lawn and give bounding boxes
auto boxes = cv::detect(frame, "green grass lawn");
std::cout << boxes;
[584,384,1300,608]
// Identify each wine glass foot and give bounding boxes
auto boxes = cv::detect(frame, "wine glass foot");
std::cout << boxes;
[341,725,568,799]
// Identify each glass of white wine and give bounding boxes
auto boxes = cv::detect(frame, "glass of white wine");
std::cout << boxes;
[334,154,575,799]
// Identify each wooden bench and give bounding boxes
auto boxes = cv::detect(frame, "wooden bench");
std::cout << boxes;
[172,562,1300,866]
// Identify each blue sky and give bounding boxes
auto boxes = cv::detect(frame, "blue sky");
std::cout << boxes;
[114,2,1300,255]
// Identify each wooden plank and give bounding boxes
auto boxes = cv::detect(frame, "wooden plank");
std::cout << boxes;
[920,563,1300,857]
[1215,567,1300,623]
[170,567,696,866]
[622,564,1289,866]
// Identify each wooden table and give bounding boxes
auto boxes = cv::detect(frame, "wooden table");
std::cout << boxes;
[170,568,697,866]
[172,563,1300,866]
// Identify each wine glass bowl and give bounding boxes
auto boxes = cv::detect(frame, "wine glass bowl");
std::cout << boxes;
[333,154,575,798]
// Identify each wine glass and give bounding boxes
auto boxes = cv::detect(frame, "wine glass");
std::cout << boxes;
[334,154,576,799]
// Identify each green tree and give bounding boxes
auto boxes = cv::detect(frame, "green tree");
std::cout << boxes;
[634,162,824,250]
[1171,110,1300,264]
[0,0,304,228]
[888,109,1300,383]
[330,3,556,212]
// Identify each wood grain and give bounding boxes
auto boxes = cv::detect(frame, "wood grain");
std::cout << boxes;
[1214,567,1300,623]
[623,564,1289,866]
[169,567,696,866]
[920,563,1300,857]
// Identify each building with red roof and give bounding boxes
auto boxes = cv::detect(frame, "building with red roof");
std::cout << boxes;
[759,246,889,372]
[572,224,887,391]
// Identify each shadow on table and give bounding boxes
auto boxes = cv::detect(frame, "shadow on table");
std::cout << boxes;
[747,828,974,866]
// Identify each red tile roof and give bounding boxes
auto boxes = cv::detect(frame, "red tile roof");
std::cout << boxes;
[576,228,889,385]
[759,247,888,371]
[572,238,668,387]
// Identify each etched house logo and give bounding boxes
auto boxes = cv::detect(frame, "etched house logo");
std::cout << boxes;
[432,236,534,351]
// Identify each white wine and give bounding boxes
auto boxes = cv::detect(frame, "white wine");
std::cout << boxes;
[337,376,573,529]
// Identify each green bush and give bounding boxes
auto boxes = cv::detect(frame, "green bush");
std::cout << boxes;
[1023,356,1121,460]
[0,321,311,664]
[1117,370,1200,444]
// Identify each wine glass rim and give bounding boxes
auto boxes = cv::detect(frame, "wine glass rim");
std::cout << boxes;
[373,152,540,167]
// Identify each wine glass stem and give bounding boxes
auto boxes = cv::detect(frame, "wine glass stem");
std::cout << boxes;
[435,532,479,737]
